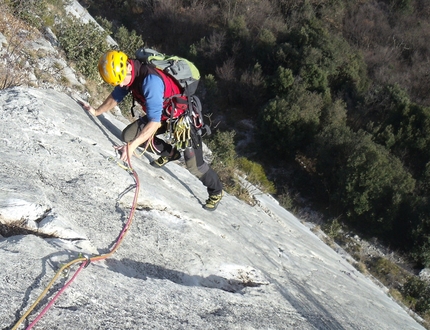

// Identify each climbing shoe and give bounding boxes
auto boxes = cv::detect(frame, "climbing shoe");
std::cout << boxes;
[203,191,223,211]
[150,148,181,168]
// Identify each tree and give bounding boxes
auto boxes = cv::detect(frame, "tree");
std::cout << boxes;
[371,84,430,177]
[259,81,322,158]
[409,194,430,267]
[340,132,415,233]
[271,66,294,97]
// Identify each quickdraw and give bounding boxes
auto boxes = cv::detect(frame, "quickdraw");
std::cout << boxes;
[169,115,192,150]
[163,94,210,151]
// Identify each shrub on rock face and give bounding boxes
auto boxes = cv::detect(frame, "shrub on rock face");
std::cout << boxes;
[6,0,47,30]
[237,157,276,194]
[55,18,110,81]
[401,276,430,314]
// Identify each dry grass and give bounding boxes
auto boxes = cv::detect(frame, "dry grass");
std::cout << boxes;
[0,219,59,239]
[0,5,41,89]
[338,234,430,329]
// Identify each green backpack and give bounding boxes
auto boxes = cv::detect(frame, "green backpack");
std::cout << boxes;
[135,47,200,96]
[134,48,211,143]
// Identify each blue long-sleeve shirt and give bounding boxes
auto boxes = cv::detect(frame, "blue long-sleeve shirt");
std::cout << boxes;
[111,74,164,122]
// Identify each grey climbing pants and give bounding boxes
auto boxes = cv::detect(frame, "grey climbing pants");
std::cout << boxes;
[122,116,223,196]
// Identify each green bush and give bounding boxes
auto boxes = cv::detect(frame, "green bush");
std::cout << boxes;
[410,199,430,267]
[401,276,430,314]
[7,0,47,29]
[365,257,409,287]
[271,66,294,97]
[55,18,110,80]
[237,157,276,194]
[227,15,250,41]
[323,218,344,241]
[341,132,415,232]
[314,115,356,181]
[202,74,219,111]
[369,84,430,178]
[278,19,368,98]
[300,62,329,94]
[113,25,143,57]
[314,124,416,235]
[237,63,266,113]
[6,0,69,30]
[320,99,348,128]
[94,16,113,36]
[259,82,323,158]
[277,188,294,210]
[207,130,254,203]
[207,130,276,199]
[207,130,237,167]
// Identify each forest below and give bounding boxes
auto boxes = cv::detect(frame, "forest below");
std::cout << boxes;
[74,0,430,269]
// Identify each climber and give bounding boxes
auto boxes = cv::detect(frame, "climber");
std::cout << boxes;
[83,50,223,211]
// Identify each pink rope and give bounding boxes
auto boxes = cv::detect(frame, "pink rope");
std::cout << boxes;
[23,145,139,329]
[26,262,86,329]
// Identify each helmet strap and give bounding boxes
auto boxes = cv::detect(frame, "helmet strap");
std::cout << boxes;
[126,60,136,86]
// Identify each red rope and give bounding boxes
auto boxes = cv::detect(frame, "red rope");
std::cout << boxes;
[21,144,139,329]
[26,262,87,329]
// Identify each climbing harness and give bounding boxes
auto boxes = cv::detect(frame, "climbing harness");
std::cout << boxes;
[164,94,209,151]
[12,143,140,330]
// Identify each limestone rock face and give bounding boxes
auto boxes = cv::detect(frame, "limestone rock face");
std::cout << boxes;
[0,87,425,329]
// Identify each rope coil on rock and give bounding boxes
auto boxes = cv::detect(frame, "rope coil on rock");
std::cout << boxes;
[12,143,140,330]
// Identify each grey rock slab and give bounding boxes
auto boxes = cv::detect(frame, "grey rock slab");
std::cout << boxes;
[0,87,424,330]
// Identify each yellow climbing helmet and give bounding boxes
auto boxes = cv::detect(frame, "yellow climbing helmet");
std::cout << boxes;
[98,50,128,86]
